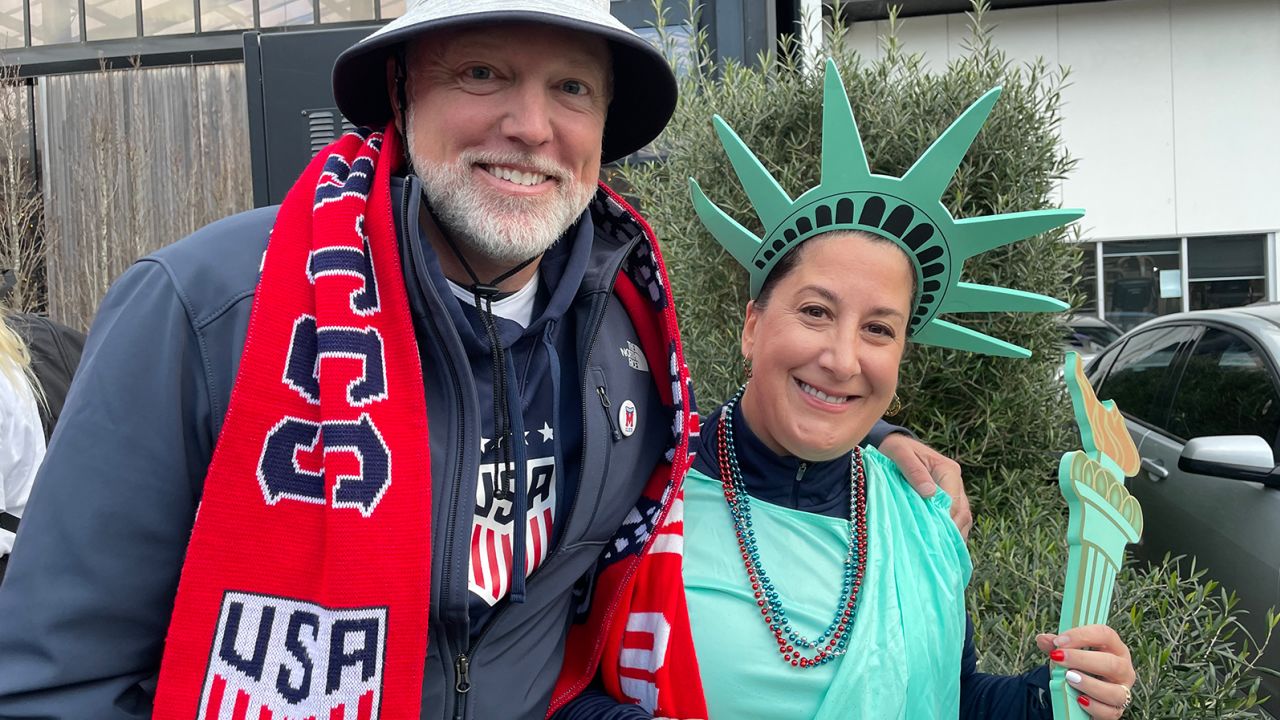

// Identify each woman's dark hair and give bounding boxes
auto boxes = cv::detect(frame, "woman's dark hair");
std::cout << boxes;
[754,230,919,309]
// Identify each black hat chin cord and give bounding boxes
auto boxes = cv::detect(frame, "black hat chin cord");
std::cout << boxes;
[438,231,537,505]
[438,235,537,604]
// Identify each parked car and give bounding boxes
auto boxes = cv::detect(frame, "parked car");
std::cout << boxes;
[1085,304,1280,714]
[1064,314,1123,367]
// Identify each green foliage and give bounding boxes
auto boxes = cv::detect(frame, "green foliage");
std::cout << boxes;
[623,2,1083,482]
[970,474,1277,718]
[626,1,1276,715]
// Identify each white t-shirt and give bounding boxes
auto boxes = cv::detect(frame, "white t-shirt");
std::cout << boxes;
[447,270,540,329]
[0,364,44,557]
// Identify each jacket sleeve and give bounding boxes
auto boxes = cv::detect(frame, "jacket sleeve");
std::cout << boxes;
[550,681,652,720]
[864,419,913,448]
[960,616,1054,720]
[0,260,214,719]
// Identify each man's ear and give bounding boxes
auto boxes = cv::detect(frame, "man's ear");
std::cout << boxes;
[385,55,404,136]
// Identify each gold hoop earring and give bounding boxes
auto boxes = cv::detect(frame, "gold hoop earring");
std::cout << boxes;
[886,393,902,417]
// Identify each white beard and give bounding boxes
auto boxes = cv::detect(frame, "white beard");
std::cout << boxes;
[407,112,597,266]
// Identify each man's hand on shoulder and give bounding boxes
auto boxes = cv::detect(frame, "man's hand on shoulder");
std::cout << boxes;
[878,433,972,540]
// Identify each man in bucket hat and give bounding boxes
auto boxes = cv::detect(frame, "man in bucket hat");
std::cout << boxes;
[0,2,967,718]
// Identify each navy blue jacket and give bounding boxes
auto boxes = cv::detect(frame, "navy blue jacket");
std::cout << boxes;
[0,178,677,720]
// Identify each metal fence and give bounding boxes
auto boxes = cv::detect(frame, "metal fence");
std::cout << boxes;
[39,61,251,328]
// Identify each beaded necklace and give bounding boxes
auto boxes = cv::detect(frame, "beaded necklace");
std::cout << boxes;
[715,386,869,669]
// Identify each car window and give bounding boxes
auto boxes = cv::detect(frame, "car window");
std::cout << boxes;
[1167,328,1280,455]
[1073,324,1122,349]
[1086,340,1126,383]
[1097,325,1200,428]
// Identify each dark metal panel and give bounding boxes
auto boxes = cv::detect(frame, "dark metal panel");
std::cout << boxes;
[704,0,778,67]
[246,24,377,206]
[609,0,692,27]
[243,31,270,208]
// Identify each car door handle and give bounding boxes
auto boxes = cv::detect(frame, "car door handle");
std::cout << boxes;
[1140,457,1169,480]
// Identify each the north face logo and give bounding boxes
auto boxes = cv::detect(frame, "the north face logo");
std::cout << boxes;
[620,340,649,372]
[199,592,386,720]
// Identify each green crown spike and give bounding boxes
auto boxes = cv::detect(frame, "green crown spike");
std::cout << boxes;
[689,58,1082,358]
[820,64,872,188]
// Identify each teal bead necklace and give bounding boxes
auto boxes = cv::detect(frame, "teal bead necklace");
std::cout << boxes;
[716,385,869,668]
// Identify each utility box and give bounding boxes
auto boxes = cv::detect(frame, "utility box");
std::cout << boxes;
[244,26,377,208]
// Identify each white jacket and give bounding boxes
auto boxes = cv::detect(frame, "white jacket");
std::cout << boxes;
[0,364,43,557]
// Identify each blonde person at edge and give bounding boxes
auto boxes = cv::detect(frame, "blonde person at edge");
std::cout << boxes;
[681,61,1136,719]
[0,307,44,581]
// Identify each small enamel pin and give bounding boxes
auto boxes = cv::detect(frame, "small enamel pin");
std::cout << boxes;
[619,400,637,437]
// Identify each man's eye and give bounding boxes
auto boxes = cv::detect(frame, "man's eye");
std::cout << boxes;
[467,67,493,80]
[562,80,585,95]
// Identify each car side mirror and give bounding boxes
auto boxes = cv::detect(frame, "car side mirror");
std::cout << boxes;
[1178,435,1279,486]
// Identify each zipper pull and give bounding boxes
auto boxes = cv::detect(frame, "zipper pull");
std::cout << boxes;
[796,461,808,482]
[597,386,622,440]
[455,653,472,694]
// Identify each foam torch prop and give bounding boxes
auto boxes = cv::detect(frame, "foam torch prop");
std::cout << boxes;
[1052,351,1144,719]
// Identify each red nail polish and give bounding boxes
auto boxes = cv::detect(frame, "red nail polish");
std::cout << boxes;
[1077,695,1091,708]
[1050,649,1066,662]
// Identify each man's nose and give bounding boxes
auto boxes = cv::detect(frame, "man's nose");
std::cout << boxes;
[500,83,554,147]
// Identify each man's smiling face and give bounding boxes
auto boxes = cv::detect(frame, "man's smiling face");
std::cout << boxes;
[403,23,611,264]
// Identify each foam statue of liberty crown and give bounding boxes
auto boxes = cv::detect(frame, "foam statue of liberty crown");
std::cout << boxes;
[689,58,1081,359]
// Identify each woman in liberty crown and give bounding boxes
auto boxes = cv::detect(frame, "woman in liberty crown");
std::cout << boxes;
[680,61,1137,719]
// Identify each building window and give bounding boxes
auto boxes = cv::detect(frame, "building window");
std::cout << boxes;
[318,0,373,24]
[85,0,137,40]
[1074,241,1097,315]
[376,0,400,19]
[200,0,252,31]
[29,0,79,45]
[259,0,312,27]
[1102,238,1182,332]
[1,0,24,47]
[1187,234,1266,311]
[142,0,194,35]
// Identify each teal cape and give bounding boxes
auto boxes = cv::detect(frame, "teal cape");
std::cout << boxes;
[683,447,971,718]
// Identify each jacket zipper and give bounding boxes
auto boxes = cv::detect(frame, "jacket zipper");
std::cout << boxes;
[453,654,472,720]
[442,289,614,719]
[596,385,622,441]
[792,462,807,506]
[401,179,474,720]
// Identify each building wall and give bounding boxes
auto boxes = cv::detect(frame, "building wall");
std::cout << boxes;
[840,0,1280,325]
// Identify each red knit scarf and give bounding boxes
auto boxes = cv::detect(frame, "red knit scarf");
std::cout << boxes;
[153,128,706,719]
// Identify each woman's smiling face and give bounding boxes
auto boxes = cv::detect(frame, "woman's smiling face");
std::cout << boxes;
[738,232,915,461]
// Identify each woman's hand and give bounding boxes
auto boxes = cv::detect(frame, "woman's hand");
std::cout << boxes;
[1038,624,1135,718]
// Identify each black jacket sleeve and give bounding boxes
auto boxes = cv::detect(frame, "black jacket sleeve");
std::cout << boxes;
[550,681,651,720]
[960,616,1054,720]
[865,418,913,447]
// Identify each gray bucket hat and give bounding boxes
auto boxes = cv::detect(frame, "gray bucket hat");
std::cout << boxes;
[332,0,678,163]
